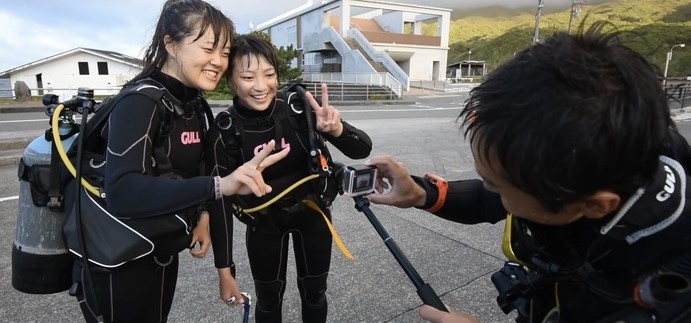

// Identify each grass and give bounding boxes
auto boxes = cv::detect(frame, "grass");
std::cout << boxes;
[0,97,42,105]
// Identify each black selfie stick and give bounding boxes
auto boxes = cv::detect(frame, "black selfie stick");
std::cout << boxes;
[353,196,448,312]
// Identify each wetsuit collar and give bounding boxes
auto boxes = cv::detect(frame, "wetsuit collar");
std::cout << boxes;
[148,70,202,104]
[600,156,686,244]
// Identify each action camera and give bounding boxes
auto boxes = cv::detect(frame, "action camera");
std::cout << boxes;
[342,164,377,197]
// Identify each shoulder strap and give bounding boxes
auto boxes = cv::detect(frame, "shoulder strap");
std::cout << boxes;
[126,79,185,179]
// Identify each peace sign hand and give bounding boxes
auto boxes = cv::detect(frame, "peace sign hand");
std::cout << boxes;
[306,83,344,137]
[219,139,290,197]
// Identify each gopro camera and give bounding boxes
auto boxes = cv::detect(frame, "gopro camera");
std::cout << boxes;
[342,164,377,197]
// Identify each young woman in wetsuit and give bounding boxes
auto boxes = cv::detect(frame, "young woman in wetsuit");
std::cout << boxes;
[211,34,372,323]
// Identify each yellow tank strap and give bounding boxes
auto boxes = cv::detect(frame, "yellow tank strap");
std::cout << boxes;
[501,213,527,266]
[303,199,355,261]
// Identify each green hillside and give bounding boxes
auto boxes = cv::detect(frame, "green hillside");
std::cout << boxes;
[446,0,691,77]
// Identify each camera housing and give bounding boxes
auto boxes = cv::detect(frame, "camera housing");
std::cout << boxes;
[342,164,377,197]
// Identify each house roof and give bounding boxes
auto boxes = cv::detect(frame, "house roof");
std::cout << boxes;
[0,47,143,77]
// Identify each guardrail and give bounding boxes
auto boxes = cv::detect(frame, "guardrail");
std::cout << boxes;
[303,73,402,99]
[298,79,399,101]
[409,80,479,93]
[667,85,691,110]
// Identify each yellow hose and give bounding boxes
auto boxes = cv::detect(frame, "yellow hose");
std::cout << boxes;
[240,174,319,213]
[51,104,102,197]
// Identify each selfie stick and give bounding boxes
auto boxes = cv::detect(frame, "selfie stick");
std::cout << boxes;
[353,196,448,312]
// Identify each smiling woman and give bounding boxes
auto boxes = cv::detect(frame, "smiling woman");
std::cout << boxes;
[63,1,244,322]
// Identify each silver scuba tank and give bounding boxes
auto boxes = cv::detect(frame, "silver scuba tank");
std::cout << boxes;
[12,118,77,294]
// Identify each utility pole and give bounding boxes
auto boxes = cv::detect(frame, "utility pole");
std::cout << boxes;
[533,0,544,44]
[567,0,586,34]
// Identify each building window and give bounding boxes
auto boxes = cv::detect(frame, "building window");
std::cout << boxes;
[97,62,109,75]
[78,62,89,75]
[287,25,297,45]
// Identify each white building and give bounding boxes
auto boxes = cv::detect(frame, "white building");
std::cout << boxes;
[256,0,452,96]
[0,47,142,98]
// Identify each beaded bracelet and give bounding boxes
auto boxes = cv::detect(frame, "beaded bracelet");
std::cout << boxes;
[214,176,222,200]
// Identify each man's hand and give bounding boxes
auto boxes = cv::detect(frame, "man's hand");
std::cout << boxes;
[306,83,344,137]
[220,139,289,196]
[365,155,427,208]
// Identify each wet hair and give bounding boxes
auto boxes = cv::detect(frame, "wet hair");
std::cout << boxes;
[226,34,281,83]
[129,0,235,84]
[460,21,671,213]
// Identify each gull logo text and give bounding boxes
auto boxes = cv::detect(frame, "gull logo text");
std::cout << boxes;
[254,138,290,155]
[656,165,676,202]
[181,131,201,145]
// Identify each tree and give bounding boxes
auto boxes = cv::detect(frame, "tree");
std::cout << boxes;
[250,31,302,82]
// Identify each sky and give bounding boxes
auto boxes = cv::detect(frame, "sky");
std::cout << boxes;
[0,0,574,72]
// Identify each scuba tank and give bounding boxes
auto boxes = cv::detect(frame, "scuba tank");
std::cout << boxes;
[12,95,78,294]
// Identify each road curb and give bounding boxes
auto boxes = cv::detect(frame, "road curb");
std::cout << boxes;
[0,149,22,167]
[0,106,45,114]
[0,99,418,114]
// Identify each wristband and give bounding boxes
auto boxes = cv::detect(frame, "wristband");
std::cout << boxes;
[423,173,448,213]
[214,176,222,200]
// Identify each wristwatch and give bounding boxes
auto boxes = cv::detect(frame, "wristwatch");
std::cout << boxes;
[423,173,448,213]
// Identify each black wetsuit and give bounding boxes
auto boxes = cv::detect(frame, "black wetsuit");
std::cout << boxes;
[211,94,372,323]
[74,71,222,323]
[414,154,691,322]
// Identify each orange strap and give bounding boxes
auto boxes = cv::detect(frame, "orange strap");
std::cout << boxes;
[423,173,448,213]
[303,199,355,260]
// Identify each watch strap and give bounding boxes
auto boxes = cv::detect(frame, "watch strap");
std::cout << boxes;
[423,173,448,213]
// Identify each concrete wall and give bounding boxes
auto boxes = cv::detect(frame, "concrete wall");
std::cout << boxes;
[374,12,403,33]
[268,18,298,49]
[376,45,448,82]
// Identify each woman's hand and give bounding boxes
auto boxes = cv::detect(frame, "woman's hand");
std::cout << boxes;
[306,83,344,137]
[189,211,210,258]
[220,139,289,197]
[218,267,244,306]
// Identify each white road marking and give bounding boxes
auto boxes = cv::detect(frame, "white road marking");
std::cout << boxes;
[0,196,19,203]
[0,119,52,124]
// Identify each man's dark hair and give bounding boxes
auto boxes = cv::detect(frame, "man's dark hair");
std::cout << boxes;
[460,21,672,213]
